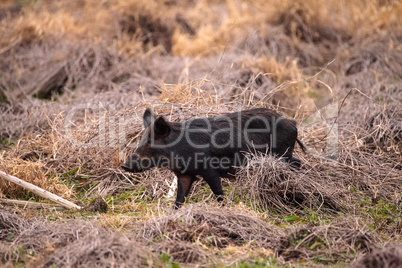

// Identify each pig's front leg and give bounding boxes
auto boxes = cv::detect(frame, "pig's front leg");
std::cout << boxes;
[174,173,196,209]
[201,170,225,203]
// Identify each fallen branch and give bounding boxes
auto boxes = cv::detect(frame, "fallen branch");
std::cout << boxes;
[0,198,65,210]
[0,170,81,209]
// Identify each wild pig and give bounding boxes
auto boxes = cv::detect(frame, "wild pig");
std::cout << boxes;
[122,108,306,209]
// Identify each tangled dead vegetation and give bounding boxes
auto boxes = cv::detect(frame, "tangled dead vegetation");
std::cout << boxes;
[235,154,346,213]
[344,36,402,78]
[0,206,155,267]
[137,205,287,263]
[152,240,209,264]
[139,205,286,249]
[282,218,378,263]
[41,229,153,268]
[0,203,389,267]
[0,154,72,199]
[0,0,401,267]
[364,103,402,155]
[0,205,29,242]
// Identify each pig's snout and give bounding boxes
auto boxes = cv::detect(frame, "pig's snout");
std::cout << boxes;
[121,154,140,172]
[121,162,134,172]
[121,154,152,173]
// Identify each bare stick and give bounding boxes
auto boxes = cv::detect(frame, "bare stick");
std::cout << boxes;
[0,199,65,210]
[0,170,81,209]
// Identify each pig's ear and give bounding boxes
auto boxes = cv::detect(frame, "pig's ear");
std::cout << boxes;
[143,108,155,128]
[154,116,171,136]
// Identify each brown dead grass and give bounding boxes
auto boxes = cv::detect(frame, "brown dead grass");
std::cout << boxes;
[282,217,378,263]
[364,103,402,155]
[0,203,393,267]
[0,205,155,267]
[235,154,346,213]
[138,205,287,250]
[0,205,29,241]
[136,204,287,265]
[0,154,71,199]
[0,0,401,267]
[159,80,220,106]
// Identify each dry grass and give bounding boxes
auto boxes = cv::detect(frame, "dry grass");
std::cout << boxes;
[234,154,347,213]
[0,154,72,199]
[0,205,29,241]
[136,204,287,265]
[0,0,401,267]
[138,205,286,250]
[281,217,379,264]
[0,206,155,267]
[364,103,402,155]
[0,204,385,266]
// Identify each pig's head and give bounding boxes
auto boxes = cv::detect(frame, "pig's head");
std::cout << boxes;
[121,108,175,173]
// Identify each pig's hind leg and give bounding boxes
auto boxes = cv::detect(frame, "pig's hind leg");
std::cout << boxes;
[174,173,197,209]
[200,170,225,203]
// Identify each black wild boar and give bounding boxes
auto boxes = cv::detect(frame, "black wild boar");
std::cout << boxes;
[122,108,306,209]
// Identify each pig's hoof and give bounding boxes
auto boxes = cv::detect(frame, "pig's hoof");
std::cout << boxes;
[173,203,183,209]
[289,157,301,170]
[216,195,225,204]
